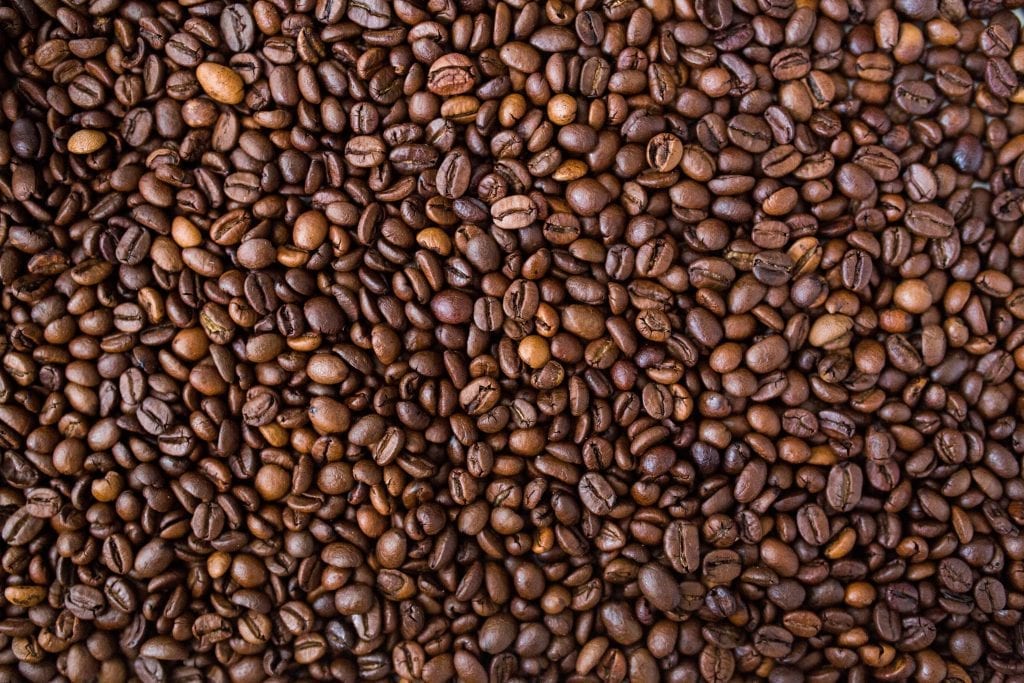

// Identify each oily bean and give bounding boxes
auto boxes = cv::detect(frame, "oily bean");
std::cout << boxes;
[139,636,188,661]
[10,120,42,160]
[745,335,789,373]
[503,279,539,320]
[761,145,802,177]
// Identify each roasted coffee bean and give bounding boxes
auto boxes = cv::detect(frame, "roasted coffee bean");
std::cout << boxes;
[427,54,477,97]
[664,520,700,575]
[491,195,537,230]
[221,5,255,52]
[826,463,864,513]
[1,2,1023,680]
[905,203,955,238]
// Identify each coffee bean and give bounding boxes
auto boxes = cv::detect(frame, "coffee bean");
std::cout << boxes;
[10,118,43,159]
[137,397,173,435]
[745,334,789,373]
[195,62,244,104]
[664,520,700,575]
[139,636,188,661]
[2,2,1023,681]
[771,48,811,81]
[347,0,391,29]
[567,178,612,216]
[695,0,733,30]
[67,129,106,154]
[24,488,61,518]
[905,203,955,238]
[69,74,105,109]
[647,133,683,172]
[427,54,477,96]
[796,504,831,546]
[436,149,471,199]
[699,644,735,683]
[221,5,255,52]
[638,562,681,612]
[2,509,43,546]
[826,463,864,513]
[491,194,537,230]
[728,114,773,153]
[66,585,105,620]
[578,472,617,515]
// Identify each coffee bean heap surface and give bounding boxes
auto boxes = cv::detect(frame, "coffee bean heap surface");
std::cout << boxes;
[3,0,1024,681]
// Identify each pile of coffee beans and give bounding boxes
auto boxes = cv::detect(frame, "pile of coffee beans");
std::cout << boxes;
[3,0,1024,680]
